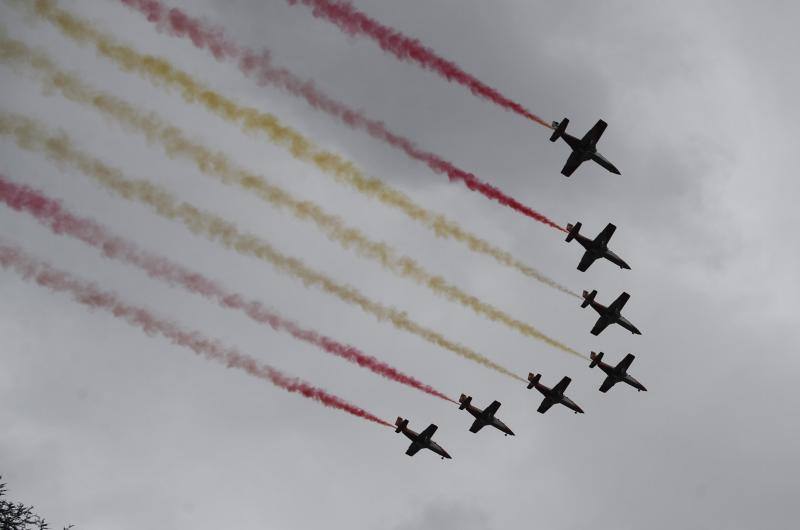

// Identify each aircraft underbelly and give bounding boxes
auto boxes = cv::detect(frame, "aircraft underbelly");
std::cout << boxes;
[469,419,486,433]
[599,376,617,393]
[591,316,611,335]
[405,442,422,456]
[619,316,638,332]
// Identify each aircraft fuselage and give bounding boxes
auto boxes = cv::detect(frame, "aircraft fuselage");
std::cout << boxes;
[531,381,584,414]
[562,133,619,174]
[551,118,621,176]
[399,426,451,459]
[589,301,642,335]
[595,359,647,392]
[463,403,514,436]
[558,395,585,414]
[562,132,588,154]
[574,235,630,270]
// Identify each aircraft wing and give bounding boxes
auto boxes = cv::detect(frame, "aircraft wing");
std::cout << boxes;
[418,424,438,441]
[537,398,555,414]
[591,317,611,336]
[469,419,486,433]
[484,400,501,417]
[581,119,608,146]
[599,376,617,393]
[552,376,572,395]
[577,251,598,272]
[617,353,635,373]
[608,292,631,313]
[405,442,422,456]
[561,150,585,177]
[594,223,617,246]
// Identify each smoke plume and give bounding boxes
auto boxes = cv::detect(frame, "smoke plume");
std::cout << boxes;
[0,33,583,357]
[0,175,457,403]
[286,0,552,127]
[119,0,565,231]
[0,113,533,379]
[14,0,571,305]
[0,242,393,427]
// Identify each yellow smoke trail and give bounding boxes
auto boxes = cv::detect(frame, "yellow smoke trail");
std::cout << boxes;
[13,0,578,299]
[0,34,584,360]
[0,112,534,379]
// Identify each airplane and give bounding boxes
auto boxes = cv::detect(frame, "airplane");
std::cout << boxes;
[458,394,515,436]
[395,417,452,459]
[550,118,621,177]
[566,221,630,272]
[589,351,647,393]
[526,373,584,414]
[581,290,642,336]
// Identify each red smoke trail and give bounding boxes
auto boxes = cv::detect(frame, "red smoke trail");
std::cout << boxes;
[0,174,455,403]
[286,0,552,128]
[0,241,393,428]
[119,0,565,231]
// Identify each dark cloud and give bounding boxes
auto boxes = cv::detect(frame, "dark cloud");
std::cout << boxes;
[393,501,491,530]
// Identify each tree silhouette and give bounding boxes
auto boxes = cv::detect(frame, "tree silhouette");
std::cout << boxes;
[0,477,72,530]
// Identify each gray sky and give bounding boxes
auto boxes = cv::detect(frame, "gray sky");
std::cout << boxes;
[1,1,798,528]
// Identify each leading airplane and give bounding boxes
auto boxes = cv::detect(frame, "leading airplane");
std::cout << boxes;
[395,417,452,459]
[566,221,630,272]
[526,373,584,414]
[458,394,515,436]
[581,290,642,336]
[589,351,647,393]
[550,118,621,177]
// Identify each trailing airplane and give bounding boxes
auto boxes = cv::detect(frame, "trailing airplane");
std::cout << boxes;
[550,118,620,177]
[395,417,452,459]
[566,222,630,272]
[458,394,514,436]
[526,373,584,414]
[589,352,647,393]
[581,290,642,336]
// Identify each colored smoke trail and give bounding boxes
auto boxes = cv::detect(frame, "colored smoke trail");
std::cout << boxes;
[0,176,456,403]
[0,243,393,428]
[17,0,571,303]
[0,36,582,355]
[0,114,533,378]
[286,0,552,128]
[119,0,566,233]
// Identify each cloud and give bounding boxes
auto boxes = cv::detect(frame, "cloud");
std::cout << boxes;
[393,501,491,530]
[1,0,799,529]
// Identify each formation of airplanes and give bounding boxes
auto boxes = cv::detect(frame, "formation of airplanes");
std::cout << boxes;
[397,118,647,460]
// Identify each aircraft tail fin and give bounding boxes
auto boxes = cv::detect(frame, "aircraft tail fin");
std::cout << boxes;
[566,222,581,242]
[550,118,568,142]
[581,289,597,308]
[589,351,603,368]
[395,417,408,433]
[527,373,541,390]
[458,394,471,410]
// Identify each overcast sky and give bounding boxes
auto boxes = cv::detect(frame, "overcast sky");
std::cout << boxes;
[1,1,799,528]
